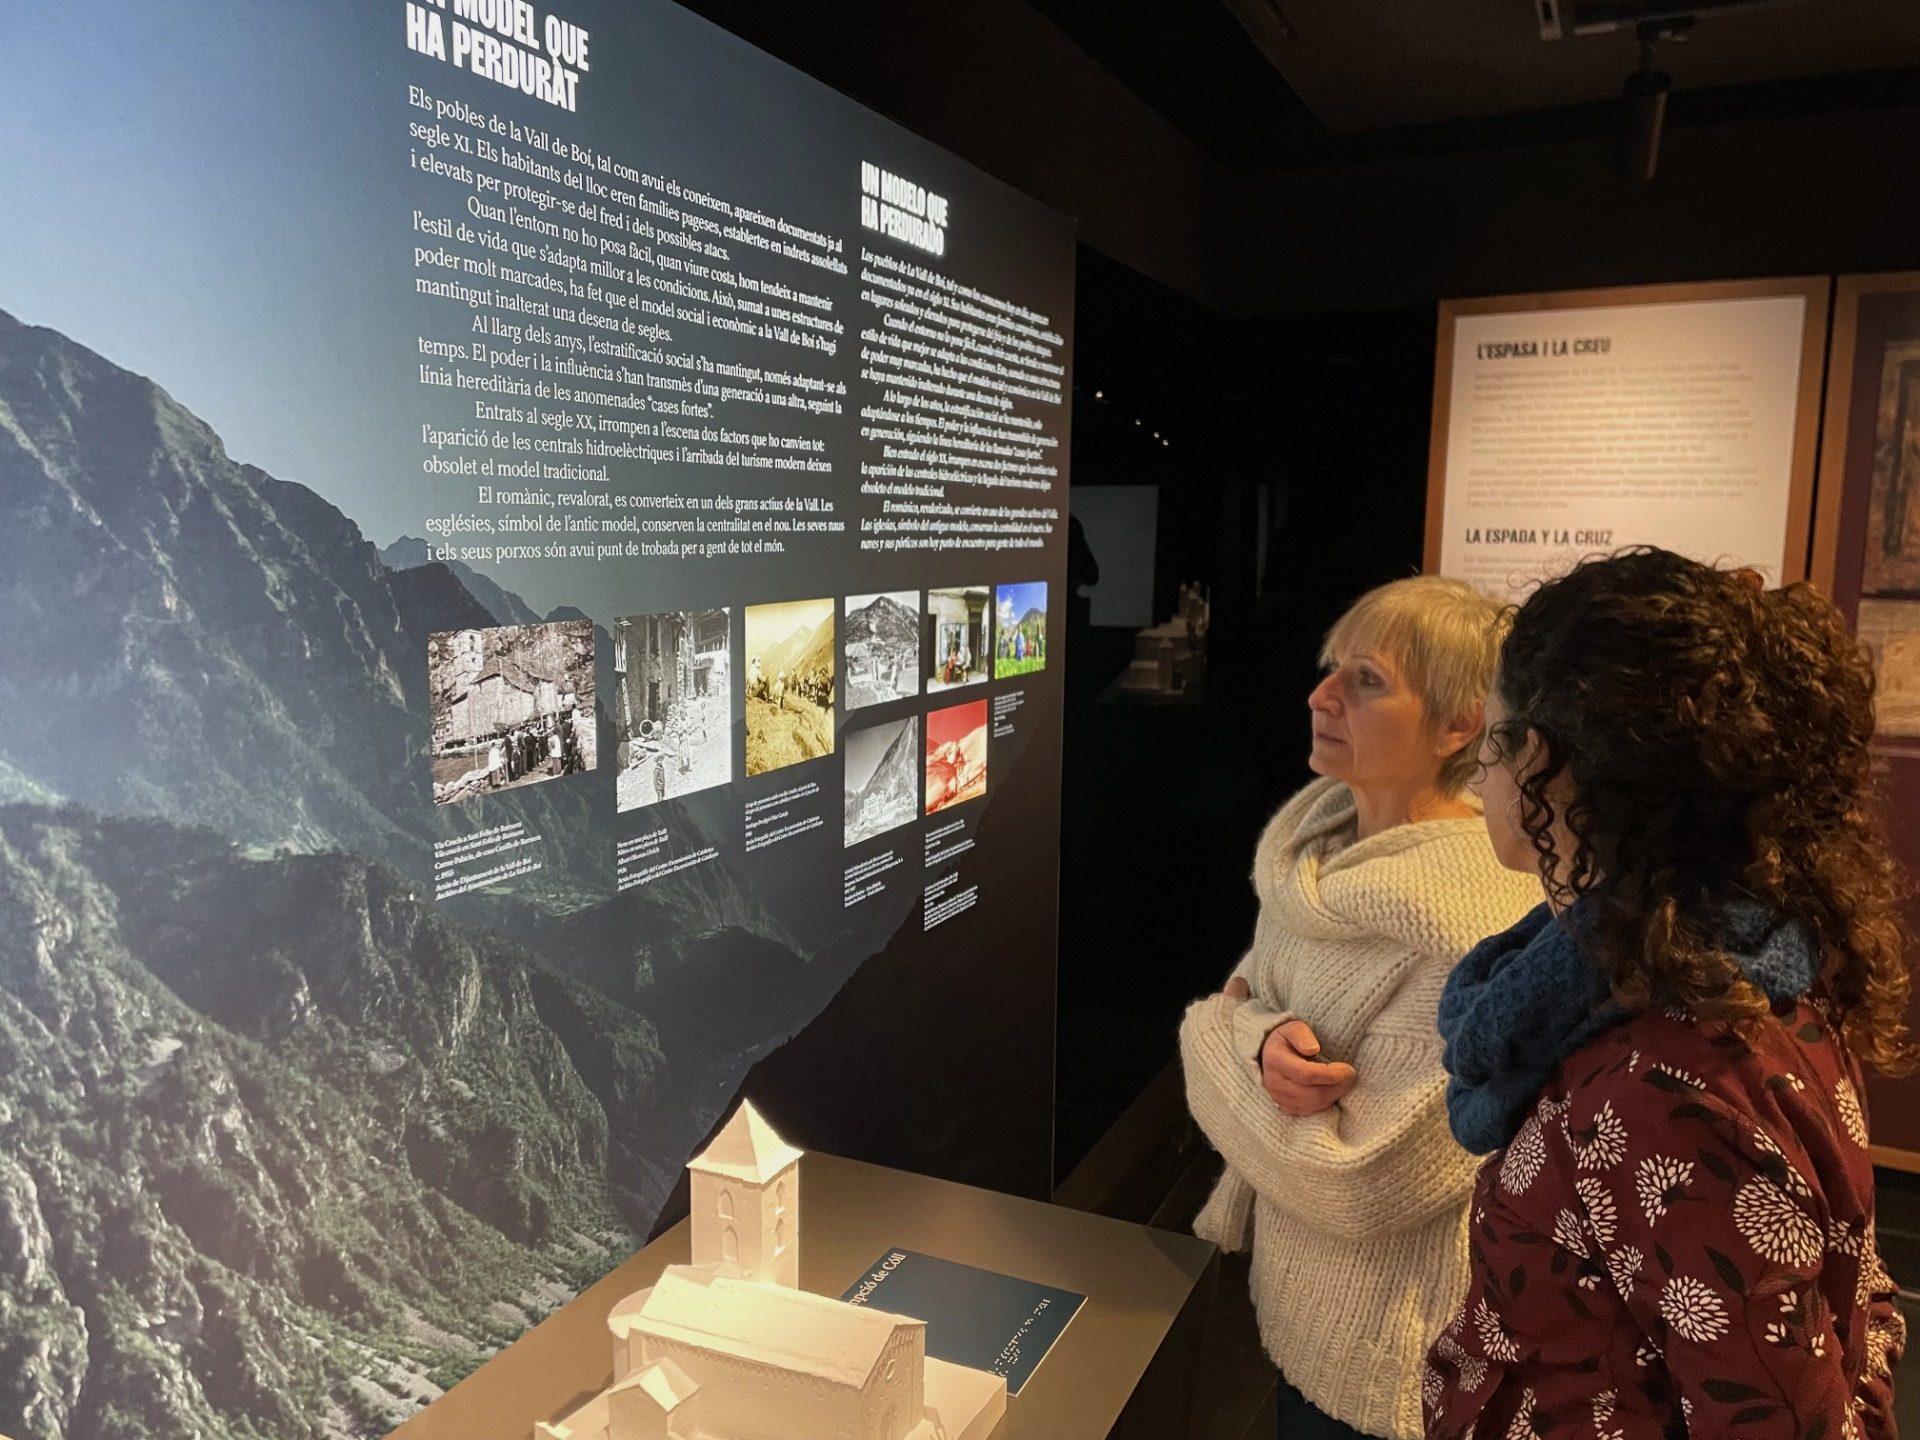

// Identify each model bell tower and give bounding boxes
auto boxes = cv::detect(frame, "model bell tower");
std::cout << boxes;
[686,1099,803,1289]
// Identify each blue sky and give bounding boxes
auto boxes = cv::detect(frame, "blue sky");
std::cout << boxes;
[0,1,413,536]
[0,0,1072,620]
[997,581,1047,627]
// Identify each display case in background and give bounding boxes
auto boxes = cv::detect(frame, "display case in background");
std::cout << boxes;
[1812,272,1920,1171]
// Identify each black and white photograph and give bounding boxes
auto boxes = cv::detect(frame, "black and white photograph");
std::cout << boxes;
[843,715,920,846]
[744,597,836,777]
[429,619,597,804]
[614,609,733,812]
[842,591,921,711]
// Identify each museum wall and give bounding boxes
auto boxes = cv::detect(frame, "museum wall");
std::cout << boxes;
[1222,103,1920,314]
[679,0,1226,308]
[679,3,1920,324]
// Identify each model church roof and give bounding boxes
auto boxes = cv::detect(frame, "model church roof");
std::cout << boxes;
[685,1098,803,1183]
[612,1355,699,1414]
[617,1268,919,1389]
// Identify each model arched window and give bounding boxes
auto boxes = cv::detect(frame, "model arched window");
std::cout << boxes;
[717,1188,734,1221]
[775,1216,787,1256]
[775,1178,787,1215]
[722,1226,738,1263]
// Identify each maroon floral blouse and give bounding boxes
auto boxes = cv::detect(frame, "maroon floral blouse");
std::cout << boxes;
[1424,1000,1906,1440]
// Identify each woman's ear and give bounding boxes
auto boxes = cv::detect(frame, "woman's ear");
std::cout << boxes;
[1434,697,1485,759]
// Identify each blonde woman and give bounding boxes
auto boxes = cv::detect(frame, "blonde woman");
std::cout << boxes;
[1181,576,1541,1440]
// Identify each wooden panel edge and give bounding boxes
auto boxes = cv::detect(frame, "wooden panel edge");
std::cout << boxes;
[1810,272,1920,595]
[1870,1143,1920,1175]
[1439,275,1829,319]
[1779,278,1833,585]
[1425,302,1460,575]
[1811,277,1867,596]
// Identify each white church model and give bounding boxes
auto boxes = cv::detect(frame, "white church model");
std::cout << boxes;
[534,1101,1008,1440]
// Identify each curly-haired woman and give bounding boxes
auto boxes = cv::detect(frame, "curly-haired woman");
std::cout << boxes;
[1425,549,1909,1440]
[1182,576,1542,1440]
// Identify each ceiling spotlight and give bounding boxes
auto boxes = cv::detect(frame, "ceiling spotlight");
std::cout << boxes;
[1540,0,1810,41]
[1617,17,1689,182]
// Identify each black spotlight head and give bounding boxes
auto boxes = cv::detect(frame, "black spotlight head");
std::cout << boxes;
[1617,66,1671,181]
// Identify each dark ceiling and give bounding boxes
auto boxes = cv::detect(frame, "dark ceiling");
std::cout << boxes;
[1028,0,1920,172]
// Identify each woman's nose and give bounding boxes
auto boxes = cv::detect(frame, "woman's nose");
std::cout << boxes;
[1308,674,1339,712]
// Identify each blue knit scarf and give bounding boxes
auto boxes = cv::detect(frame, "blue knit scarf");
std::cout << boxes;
[1438,900,1820,1154]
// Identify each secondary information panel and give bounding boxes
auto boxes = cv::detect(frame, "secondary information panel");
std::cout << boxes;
[1437,293,1810,596]
[0,2,1072,1434]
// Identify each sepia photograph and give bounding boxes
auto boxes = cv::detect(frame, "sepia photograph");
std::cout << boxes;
[843,715,920,846]
[429,619,597,805]
[744,598,836,777]
[842,591,920,711]
[994,581,1048,678]
[925,585,991,692]
[614,609,732,812]
[1857,598,1920,739]
[1866,337,1920,595]
[925,699,988,814]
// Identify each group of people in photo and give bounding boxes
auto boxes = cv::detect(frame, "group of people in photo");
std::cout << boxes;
[1183,549,1908,1440]
[938,631,975,686]
[998,628,1041,664]
[748,657,834,714]
[483,699,591,789]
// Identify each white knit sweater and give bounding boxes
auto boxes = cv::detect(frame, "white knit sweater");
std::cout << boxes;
[1180,777,1542,1440]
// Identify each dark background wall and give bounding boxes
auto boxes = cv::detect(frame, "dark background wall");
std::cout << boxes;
[1225,102,1920,313]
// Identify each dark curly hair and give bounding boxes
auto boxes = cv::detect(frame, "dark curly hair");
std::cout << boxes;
[1489,547,1913,1073]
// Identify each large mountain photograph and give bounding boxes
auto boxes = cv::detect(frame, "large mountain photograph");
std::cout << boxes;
[0,310,864,1439]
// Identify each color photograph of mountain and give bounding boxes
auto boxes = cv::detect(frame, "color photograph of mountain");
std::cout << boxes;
[994,582,1048,678]
[0,309,862,1439]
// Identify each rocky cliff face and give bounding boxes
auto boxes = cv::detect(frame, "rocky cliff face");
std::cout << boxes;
[380,538,544,629]
[0,314,874,1439]
[0,311,593,899]
[845,594,916,653]
[845,719,919,843]
[0,805,658,1439]
[0,310,420,861]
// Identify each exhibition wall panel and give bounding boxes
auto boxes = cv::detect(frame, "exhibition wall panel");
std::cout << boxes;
[0,3,1071,1437]
[1811,272,1920,1171]
[1425,278,1829,600]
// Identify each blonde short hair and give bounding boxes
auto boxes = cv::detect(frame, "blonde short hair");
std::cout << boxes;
[1319,575,1510,795]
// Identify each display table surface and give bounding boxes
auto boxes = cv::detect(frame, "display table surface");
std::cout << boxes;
[391,1151,1218,1440]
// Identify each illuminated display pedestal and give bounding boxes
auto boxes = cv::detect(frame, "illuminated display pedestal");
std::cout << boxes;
[395,1122,1215,1440]
[534,1102,1005,1440]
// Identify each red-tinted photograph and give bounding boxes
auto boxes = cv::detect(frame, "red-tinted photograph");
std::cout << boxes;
[924,699,988,814]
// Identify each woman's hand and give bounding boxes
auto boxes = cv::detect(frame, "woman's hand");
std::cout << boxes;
[1259,1020,1358,1116]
